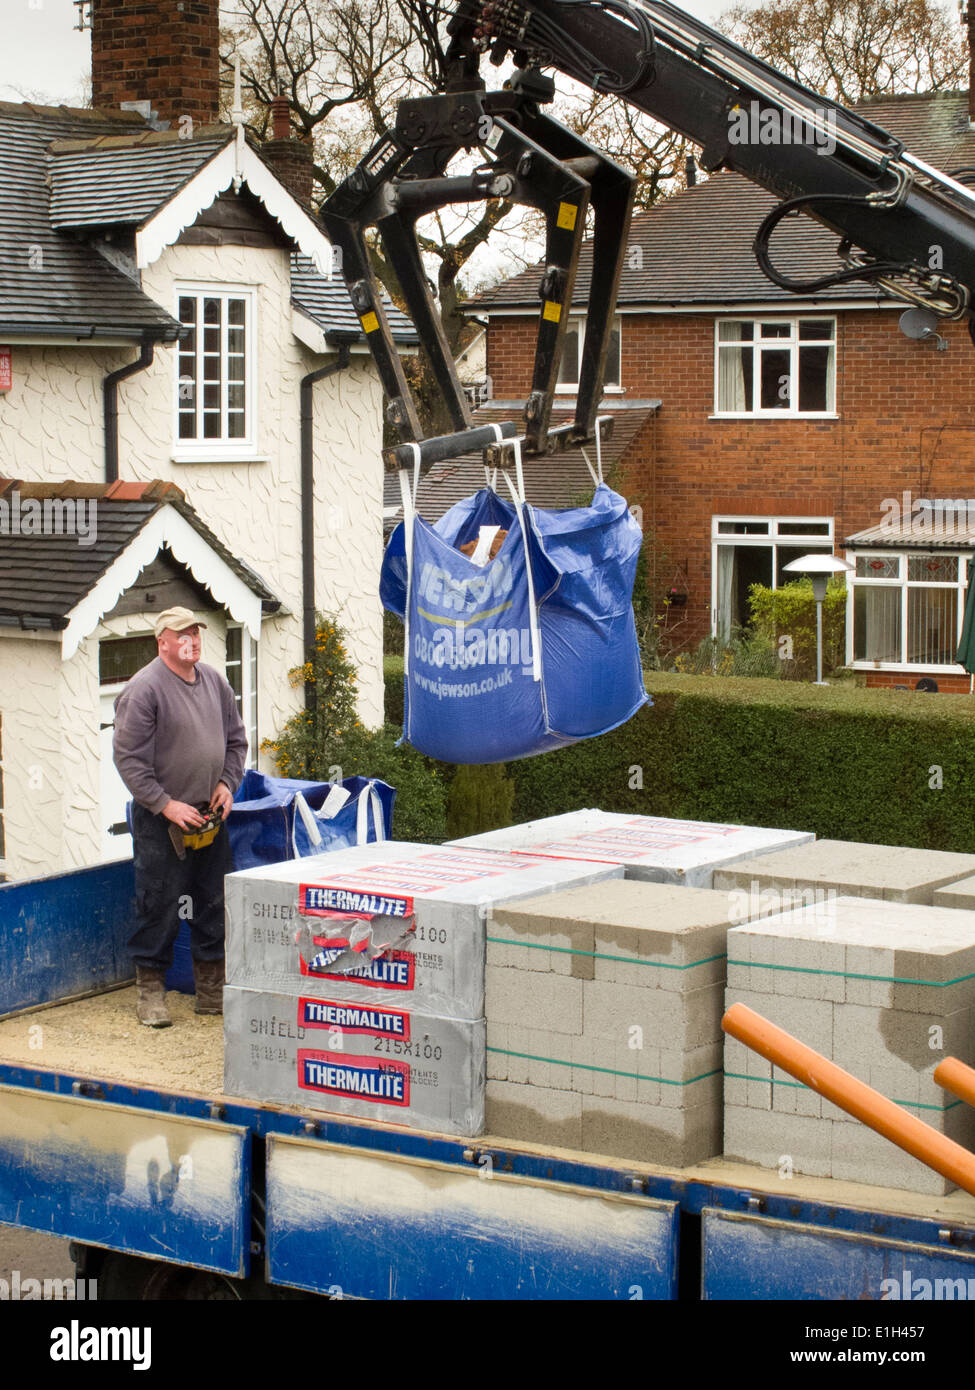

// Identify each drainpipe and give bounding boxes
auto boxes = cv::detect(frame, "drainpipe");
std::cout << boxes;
[300,338,354,708]
[103,338,156,483]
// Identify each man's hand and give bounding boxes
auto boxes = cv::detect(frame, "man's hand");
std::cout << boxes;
[210,781,233,822]
[162,800,207,831]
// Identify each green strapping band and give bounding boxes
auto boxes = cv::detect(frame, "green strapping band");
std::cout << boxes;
[487,1046,721,1087]
[724,1072,962,1112]
[727,959,975,988]
[486,936,725,971]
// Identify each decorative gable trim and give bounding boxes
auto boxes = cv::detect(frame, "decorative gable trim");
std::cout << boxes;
[61,503,264,658]
[136,141,332,276]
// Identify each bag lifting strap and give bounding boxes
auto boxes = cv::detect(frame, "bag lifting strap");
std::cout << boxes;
[501,436,543,683]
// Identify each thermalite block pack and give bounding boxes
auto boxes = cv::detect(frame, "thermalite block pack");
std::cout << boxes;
[451,810,814,889]
[224,985,486,1137]
[225,842,624,1019]
[723,897,975,1195]
[482,879,764,1165]
[712,838,975,906]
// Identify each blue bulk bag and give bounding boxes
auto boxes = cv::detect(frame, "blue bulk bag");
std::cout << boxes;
[226,770,396,871]
[381,460,649,764]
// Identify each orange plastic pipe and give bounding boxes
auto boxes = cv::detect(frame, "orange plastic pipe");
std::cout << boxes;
[934,1056,975,1110]
[723,1003,975,1199]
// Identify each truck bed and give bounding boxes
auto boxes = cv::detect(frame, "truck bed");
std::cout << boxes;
[3,985,975,1232]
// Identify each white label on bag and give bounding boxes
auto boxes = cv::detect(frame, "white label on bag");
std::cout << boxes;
[470,525,501,567]
[320,785,352,819]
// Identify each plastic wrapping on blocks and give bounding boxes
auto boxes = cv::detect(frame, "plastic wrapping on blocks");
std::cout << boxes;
[381,483,649,764]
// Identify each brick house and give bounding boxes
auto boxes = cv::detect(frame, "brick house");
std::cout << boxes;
[472,90,975,693]
[0,0,415,878]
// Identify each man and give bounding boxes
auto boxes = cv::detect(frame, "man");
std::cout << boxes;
[113,607,248,1027]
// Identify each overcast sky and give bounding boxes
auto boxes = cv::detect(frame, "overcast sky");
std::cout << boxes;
[0,0,747,106]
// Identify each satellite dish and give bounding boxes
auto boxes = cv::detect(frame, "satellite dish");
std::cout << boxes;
[899,308,941,340]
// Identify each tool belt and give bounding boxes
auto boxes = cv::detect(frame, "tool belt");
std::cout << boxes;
[168,807,223,859]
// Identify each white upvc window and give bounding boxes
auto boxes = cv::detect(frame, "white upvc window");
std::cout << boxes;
[847,550,969,671]
[175,286,256,455]
[226,624,259,768]
[711,515,835,641]
[556,316,622,391]
[714,317,836,417]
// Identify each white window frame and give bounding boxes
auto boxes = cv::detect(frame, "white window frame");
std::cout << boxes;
[711,515,835,640]
[226,623,259,768]
[555,315,623,393]
[173,282,258,460]
[845,549,970,673]
[712,316,837,419]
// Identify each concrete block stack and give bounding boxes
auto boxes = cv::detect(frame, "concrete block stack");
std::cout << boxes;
[223,842,623,1137]
[723,896,975,1194]
[712,838,975,907]
[933,875,975,911]
[484,878,754,1164]
[451,810,813,887]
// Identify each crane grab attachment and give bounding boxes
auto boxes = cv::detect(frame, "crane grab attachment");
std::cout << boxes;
[320,0,975,465]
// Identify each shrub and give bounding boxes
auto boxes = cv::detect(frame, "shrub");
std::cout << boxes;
[747,576,847,680]
[508,673,975,852]
[262,619,447,843]
[326,723,448,844]
[261,614,360,778]
[447,763,516,839]
[672,628,782,678]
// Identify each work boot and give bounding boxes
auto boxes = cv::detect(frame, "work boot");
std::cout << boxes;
[193,958,225,1015]
[135,967,172,1028]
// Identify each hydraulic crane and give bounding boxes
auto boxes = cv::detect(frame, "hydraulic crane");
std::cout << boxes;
[319,0,975,468]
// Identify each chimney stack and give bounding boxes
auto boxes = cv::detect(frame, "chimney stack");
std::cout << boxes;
[91,0,220,128]
[262,98,315,208]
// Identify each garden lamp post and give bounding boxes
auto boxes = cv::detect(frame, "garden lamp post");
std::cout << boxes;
[782,553,854,686]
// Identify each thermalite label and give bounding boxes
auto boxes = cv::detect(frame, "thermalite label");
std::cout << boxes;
[300,946,416,990]
[298,1049,410,1106]
[299,885,414,917]
[510,817,746,862]
[299,998,410,1040]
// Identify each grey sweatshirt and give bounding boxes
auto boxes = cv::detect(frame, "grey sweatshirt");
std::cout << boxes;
[113,657,248,814]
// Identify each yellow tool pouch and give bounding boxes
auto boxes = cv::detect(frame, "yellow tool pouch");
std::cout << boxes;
[183,822,221,851]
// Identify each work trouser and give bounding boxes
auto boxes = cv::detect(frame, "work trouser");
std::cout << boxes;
[129,802,232,971]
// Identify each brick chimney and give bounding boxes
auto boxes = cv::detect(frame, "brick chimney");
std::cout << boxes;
[261,96,315,207]
[91,0,220,128]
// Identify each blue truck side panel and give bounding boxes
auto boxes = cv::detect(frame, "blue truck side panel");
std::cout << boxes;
[265,1134,679,1300]
[702,1208,975,1300]
[0,1082,250,1277]
[0,860,134,1016]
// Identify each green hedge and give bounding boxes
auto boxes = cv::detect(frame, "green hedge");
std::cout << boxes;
[382,660,975,851]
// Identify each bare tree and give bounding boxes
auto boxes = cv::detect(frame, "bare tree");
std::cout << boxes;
[222,0,514,358]
[717,0,967,104]
[556,87,693,212]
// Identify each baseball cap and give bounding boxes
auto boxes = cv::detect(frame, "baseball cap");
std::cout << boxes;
[154,607,208,640]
